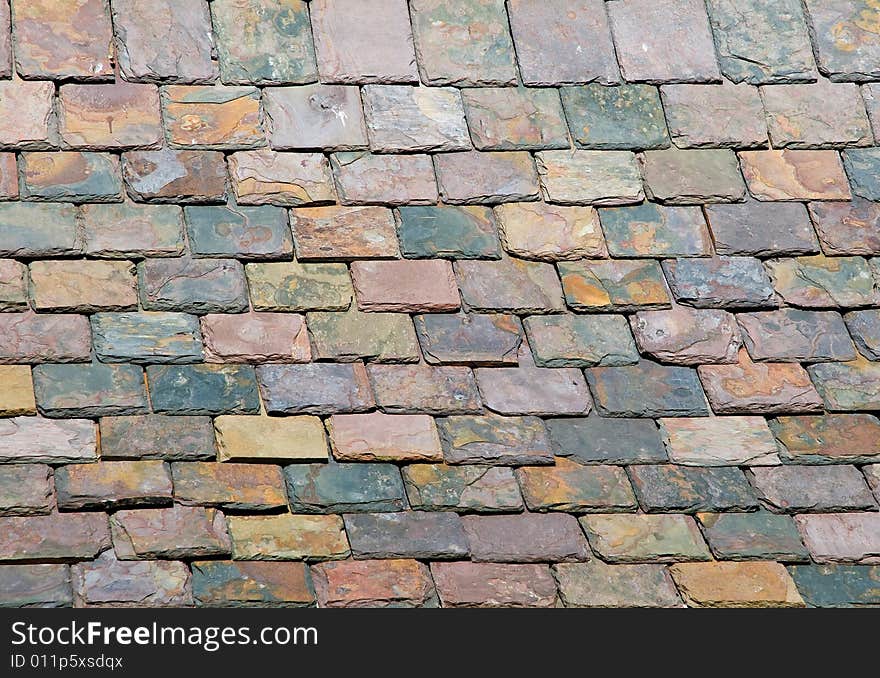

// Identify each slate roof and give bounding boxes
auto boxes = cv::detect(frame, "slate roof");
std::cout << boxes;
[0,0,879,608]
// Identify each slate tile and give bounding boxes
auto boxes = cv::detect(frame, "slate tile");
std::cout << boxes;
[699,512,810,561]
[788,564,880,607]
[228,150,336,206]
[599,203,712,257]
[397,205,501,259]
[536,150,644,205]
[80,202,185,258]
[461,87,569,151]
[749,465,876,513]
[351,259,459,312]
[463,513,590,563]
[496,202,608,260]
[368,364,481,415]
[214,414,328,462]
[0,365,36,416]
[580,513,710,563]
[30,260,137,312]
[172,463,287,512]
[99,415,215,461]
[0,260,26,311]
[659,416,781,466]
[432,562,556,608]
[705,200,819,256]
[524,314,639,368]
[292,206,398,259]
[184,205,292,259]
[328,412,443,463]
[55,461,172,510]
[846,309,880,359]
[345,512,469,559]
[332,152,438,205]
[0,312,91,363]
[0,153,17,199]
[517,459,637,513]
[435,151,539,204]
[456,256,564,312]
[558,259,669,311]
[33,363,148,417]
[0,464,52,517]
[246,261,353,312]
[0,203,80,258]
[0,564,72,608]
[192,560,313,607]
[0,79,54,148]
[843,148,880,200]
[58,82,162,149]
[809,199,880,255]
[547,416,668,465]
[21,152,122,203]
[662,256,777,308]
[307,308,420,363]
[147,364,261,415]
[201,312,311,363]
[628,464,758,513]
[639,148,746,204]
[414,313,522,365]
[122,149,228,203]
[437,413,554,466]
[766,255,879,308]
[264,85,368,150]
[285,463,406,513]
[585,361,709,417]
[162,85,264,150]
[91,312,204,364]
[257,363,374,415]
[0,513,110,562]
[139,258,249,313]
[561,84,668,150]
[111,506,231,560]
[660,82,768,148]
[227,514,349,561]
[770,414,880,465]
[805,0,880,82]
[670,561,804,607]
[402,464,523,512]
[312,559,434,608]
[808,356,880,411]
[0,417,96,464]
[740,150,852,201]
[554,561,682,607]
[795,513,880,564]
[630,306,742,365]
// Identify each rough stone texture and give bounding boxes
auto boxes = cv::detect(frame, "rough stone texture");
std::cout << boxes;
[699,512,810,561]
[122,149,228,203]
[554,561,682,608]
[229,151,336,206]
[351,259,459,312]
[843,148,880,201]
[286,463,405,513]
[397,205,500,259]
[110,506,230,560]
[580,513,710,563]
[246,261,352,312]
[705,0,816,84]
[607,0,722,83]
[462,87,568,151]
[767,255,879,308]
[0,417,96,464]
[750,465,876,514]
[660,416,781,466]
[0,259,27,311]
[558,259,669,312]
[0,464,52,517]
[788,564,880,607]
[809,199,880,255]
[457,256,563,313]
[76,553,191,607]
[0,203,80,257]
[112,0,218,84]
[55,461,172,510]
[805,0,880,82]
[438,414,553,466]
[99,415,215,461]
[265,85,368,151]
[414,313,521,365]
[536,150,644,205]
[30,260,137,312]
[630,306,742,365]
[32,363,148,417]
[660,82,768,148]
[0,365,36,416]
[0,513,110,562]
[258,363,375,415]
[163,86,264,150]
[139,258,249,313]
[561,84,669,150]
[21,152,122,203]
[599,204,712,258]
[847,310,880,360]
[463,513,590,563]
[795,513,880,564]
[740,150,852,201]
[432,562,557,608]
[311,559,435,608]
[496,202,608,261]
[0,79,54,147]
[628,465,759,513]
[147,364,261,415]
[211,0,317,86]
[586,361,709,417]
[369,364,481,415]
[227,514,349,561]
[201,312,311,363]
[328,412,443,463]
[345,512,469,559]
[524,314,638,368]
[0,2,8,79]
[184,205,291,259]
[292,206,398,260]
[362,85,469,153]
[0,564,73,608]
[435,151,539,204]
[547,417,667,465]
[639,149,746,204]
[771,414,880,464]
[59,82,161,150]
[214,414,328,462]
[670,561,804,607]
[403,464,523,512]
[80,203,185,258]
[517,459,637,513]
[808,357,880,411]
[0,312,91,363]
[0,154,17,200]
[332,152,438,205]
[736,309,857,362]
[507,0,619,86]
[705,201,819,256]
[172,463,287,511]
[192,560,314,607]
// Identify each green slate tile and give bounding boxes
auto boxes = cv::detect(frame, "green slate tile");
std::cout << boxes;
[285,463,405,513]
[561,84,669,150]
[397,205,501,259]
[32,363,148,417]
[184,205,293,258]
[147,364,261,415]
[699,512,810,561]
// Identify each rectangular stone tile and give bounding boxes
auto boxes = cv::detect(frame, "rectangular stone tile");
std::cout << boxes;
[705,200,819,256]
[91,312,203,364]
[193,560,314,607]
[368,364,481,415]
[0,564,72,608]
[202,312,311,363]
[99,415,215,461]
[311,559,435,608]
[147,364,261,415]
[670,561,804,607]
[462,87,568,151]
[0,365,35,416]
[0,312,91,363]
[73,550,191,607]
[736,309,856,361]
[796,513,880,564]
[0,203,80,257]
[402,464,523,512]
[770,414,880,464]
[705,0,816,84]
[55,461,172,510]
[363,85,469,153]
[112,0,217,83]
[517,459,637,513]
[630,306,741,365]
[139,258,249,313]
[246,261,352,312]
[214,414,328,462]
[763,81,872,149]
[507,0,619,85]
[228,514,349,561]
[345,512,468,559]
[81,202,185,258]
[58,82,161,149]
[163,85,264,150]
[397,205,500,259]
[308,309,419,363]
[547,417,667,465]
[457,256,563,313]
[580,513,710,563]
[292,206,397,260]
[0,79,53,148]
[111,506,231,560]
[184,205,292,259]
[805,0,880,82]
[660,82,768,147]
[843,148,880,200]
[740,150,852,201]
[698,349,823,414]
[558,259,669,312]
[257,363,374,414]
[332,152,438,205]
[0,153,16,199]
[586,360,709,417]
[808,357,880,411]
[848,309,880,360]
[750,465,876,514]
[414,313,521,365]
[699,512,810,561]
[228,150,336,206]
[599,203,712,258]
[21,152,122,203]
[867,466,880,502]
[496,202,608,261]
[640,148,746,203]
[438,413,553,466]
[562,84,668,150]
[211,0,317,86]
[30,260,136,313]
[0,417,95,464]
[0,513,110,562]
[0,2,7,79]
[0,260,26,311]
[33,363,148,417]
[661,416,780,466]
[524,314,639,368]
[809,199,880,255]
[265,85,367,151]
[435,151,538,204]
[172,462,287,512]
[767,255,878,308]
[607,0,721,83]
[865,83,880,137]
[629,465,759,513]
[463,513,589,563]
[0,464,52,517]
[536,150,644,205]
[431,562,557,608]
[410,0,517,86]
[554,561,682,608]
[122,149,228,203]
[788,564,880,607]
[351,259,459,312]
[328,412,442,463]
[285,463,405,513]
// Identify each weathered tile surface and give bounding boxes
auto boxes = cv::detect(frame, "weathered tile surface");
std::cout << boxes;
[462,87,568,151]
[705,201,818,256]
[463,513,590,563]
[312,559,434,608]
[805,0,880,81]
[740,150,852,201]
[193,560,313,607]
[554,561,682,607]
[438,413,553,466]
[640,149,746,204]
[536,150,644,205]
[229,151,336,206]
[660,416,781,466]
[699,512,810,561]
[265,85,368,151]
[122,149,228,203]
[292,206,397,259]
[59,82,162,149]
[580,513,710,563]
[432,562,557,607]
[562,84,668,150]
[669,561,804,607]
[496,202,608,260]
[661,82,768,148]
